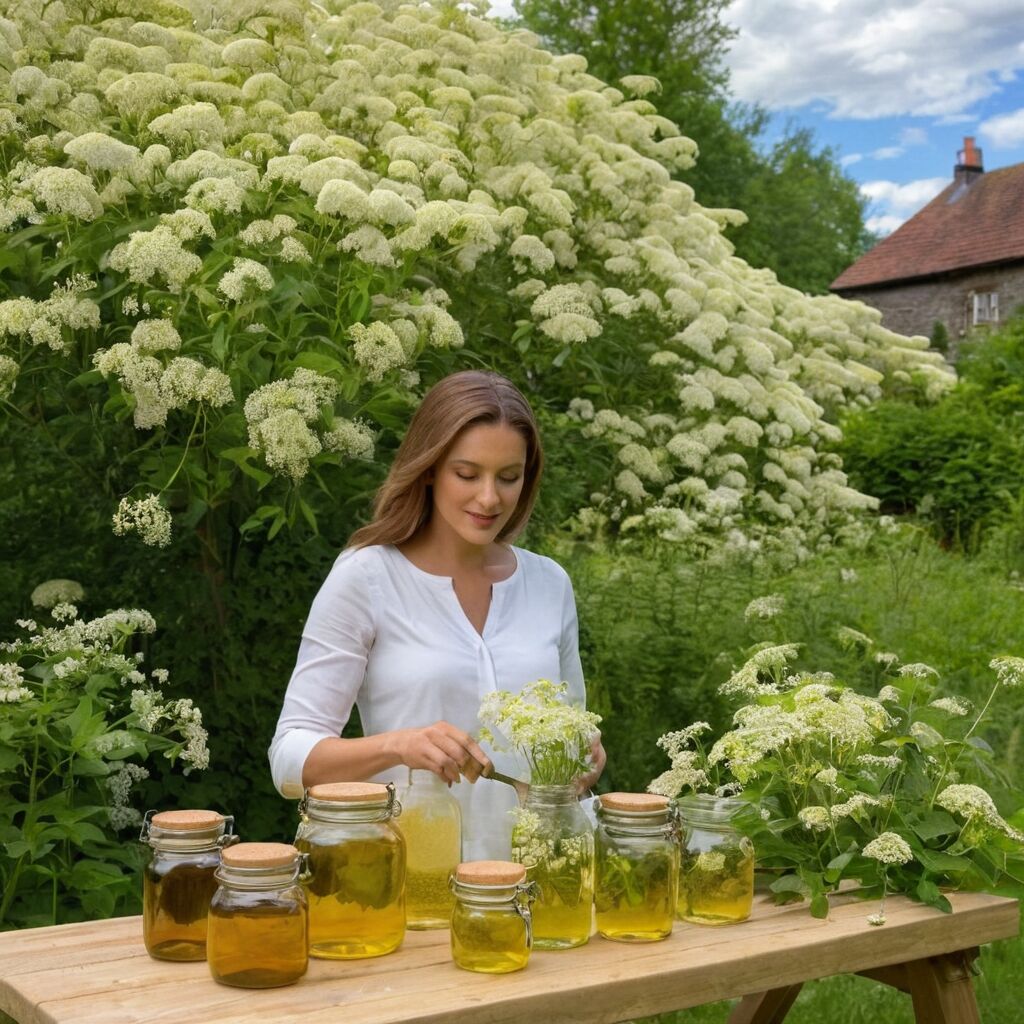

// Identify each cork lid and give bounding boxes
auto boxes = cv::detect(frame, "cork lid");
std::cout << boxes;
[222,842,298,869]
[308,782,390,803]
[150,809,224,831]
[455,860,527,885]
[600,792,670,812]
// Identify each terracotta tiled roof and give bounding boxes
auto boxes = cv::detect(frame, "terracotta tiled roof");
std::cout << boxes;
[831,161,1024,291]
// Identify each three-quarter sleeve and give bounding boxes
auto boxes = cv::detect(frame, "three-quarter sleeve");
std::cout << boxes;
[268,550,376,798]
[558,568,586,706]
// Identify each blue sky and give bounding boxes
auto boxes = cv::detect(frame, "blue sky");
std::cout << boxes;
[488,0,1024,235]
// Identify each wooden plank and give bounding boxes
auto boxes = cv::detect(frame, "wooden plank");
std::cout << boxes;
[905,951,982,1024]
[0,893,1016,1024]
[727,985,803,1024]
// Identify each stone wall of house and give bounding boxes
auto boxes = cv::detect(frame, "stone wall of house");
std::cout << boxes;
[835,262,1024,347]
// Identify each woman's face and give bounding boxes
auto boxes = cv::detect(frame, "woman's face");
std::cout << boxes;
[429,422,528,548]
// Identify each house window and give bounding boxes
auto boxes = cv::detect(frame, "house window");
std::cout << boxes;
[972,291,999,325]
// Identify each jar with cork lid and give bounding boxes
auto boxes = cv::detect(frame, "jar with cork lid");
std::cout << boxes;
[207,842,308,988]
[140,808,235,961]
[594,792,679,942]
[294,781,406,959]
[449,860,538,974]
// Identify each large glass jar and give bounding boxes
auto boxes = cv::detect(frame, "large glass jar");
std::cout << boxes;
[594,792,679,942]
[450,860,537,974]
[140,808,234,961]
[677,794,754,925]
[207,842,308,988]
[294,781,406,959]
[511,784,594,950]
[395,769,461,929]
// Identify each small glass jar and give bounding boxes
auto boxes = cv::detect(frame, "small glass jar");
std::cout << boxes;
[450,860,537,973]
[207,843,308,988]
[677,794,754,925]
[396,769,461,929]
[140,809,235,961]
[512,784,594,950]
[294,781,406,959]
[594,792,679,942]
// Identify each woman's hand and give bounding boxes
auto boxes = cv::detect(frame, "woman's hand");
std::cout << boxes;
[386,721,493,784]
[576,731,607,795]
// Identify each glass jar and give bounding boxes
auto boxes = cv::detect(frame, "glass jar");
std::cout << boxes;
[395,769,461,929]
[294,781,406,959]
[207,843,308,988]
[140,808,235,961]
[450,860,537,973]
[677,794,754,925]
[594,792,679,942]
[511,784,594,950]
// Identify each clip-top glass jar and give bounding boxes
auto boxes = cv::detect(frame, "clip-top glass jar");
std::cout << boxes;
[207,842,308,988]
[140,809,235,961]
[595,792,679,942]
[396,769,461,929]
[512,784,594,950]
[450,860,537,973]
[677,794,754,925]
[294,781,405,959]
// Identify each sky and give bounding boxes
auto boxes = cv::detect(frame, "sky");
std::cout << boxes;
[487,0,1024,236]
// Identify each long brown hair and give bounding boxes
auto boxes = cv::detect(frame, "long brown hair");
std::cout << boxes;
[348,371,544,549]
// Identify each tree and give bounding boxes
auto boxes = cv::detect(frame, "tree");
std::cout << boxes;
[733,127,874,295]
[512,0,872,293]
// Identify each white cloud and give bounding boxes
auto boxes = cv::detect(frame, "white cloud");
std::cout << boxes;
[726,0,1024,119]
[859,176,948,235]
[979,107,1024,147]
[899,127,928,146]
[871,146,904,160]
[841,153,863,167]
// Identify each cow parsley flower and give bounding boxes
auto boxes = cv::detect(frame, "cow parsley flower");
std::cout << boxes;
[63,132,140,171]
[862,832,913,865]
[744,594,786,622]
[990,656,1024,688]
[112,495,172,547]
[929,697,971,716]
[130,319,181,354]
[24,166,103,220]
[217,258,274,302]
[323,418,375,460]
[350,321,407,381]
[31,579,85,609]
[108,226,202,292]
[936,784,1024,841]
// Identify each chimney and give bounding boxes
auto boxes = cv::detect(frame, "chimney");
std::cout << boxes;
[954,136,984,185]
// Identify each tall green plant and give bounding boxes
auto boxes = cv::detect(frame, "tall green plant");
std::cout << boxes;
[0,588,208,928]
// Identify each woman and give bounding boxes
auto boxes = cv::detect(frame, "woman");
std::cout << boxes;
[269,370,605,859]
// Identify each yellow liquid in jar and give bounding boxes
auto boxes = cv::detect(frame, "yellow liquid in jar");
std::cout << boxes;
[398,805,458,929]
[678,848,754,925]
[595,851,676,942]
[451,905,530,973]
[207,902,308,988]
[297,835,405,959]
[530,889,593,950]
[143,855,219,961]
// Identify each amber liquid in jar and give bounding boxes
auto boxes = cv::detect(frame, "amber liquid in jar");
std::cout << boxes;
[297,835,405,959]
[595,852,676,942]
[451,902,530,973]
[678,846,755,924]
[208,902,307,988]
[143,851,220,961]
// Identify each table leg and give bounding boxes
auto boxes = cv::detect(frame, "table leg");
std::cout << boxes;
[904,949,982,1024]
[727,984,803,1024]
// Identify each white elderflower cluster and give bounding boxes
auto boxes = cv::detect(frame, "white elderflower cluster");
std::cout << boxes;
[323,418,375,460]
[63,132,140,172]
[349,321,407,381]
[862,832,913,866]
[108,226,202,292]
[936,784,1024,842]
[929,696,971,716]
[107,763,149,806]
[217,257,274,301]
[112,495,173,547]
[31,579,85,609]
[744,594,786,622]
[0,662,32,703]
[243,368,338,481]
[990,656,1024,689]
[718,643,801,698]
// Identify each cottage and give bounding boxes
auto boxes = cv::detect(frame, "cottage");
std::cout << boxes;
[830,138,1024,343]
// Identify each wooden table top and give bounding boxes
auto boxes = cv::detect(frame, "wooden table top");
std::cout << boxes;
[0,891,1017,1024]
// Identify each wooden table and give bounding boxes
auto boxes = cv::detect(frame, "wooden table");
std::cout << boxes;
[0,891,1017,1024]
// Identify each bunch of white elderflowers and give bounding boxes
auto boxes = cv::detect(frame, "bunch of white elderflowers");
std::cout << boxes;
[650,636,1024,921]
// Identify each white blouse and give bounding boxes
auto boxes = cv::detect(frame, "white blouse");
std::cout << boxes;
[268,543,586,859]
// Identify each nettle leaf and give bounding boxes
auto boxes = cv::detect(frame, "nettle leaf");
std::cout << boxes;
[910,810,959,841]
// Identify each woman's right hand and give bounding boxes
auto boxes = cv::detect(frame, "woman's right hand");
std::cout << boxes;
[386,721,493,784]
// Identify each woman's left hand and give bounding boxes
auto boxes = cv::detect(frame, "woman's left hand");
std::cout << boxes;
[575,731,607,795]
